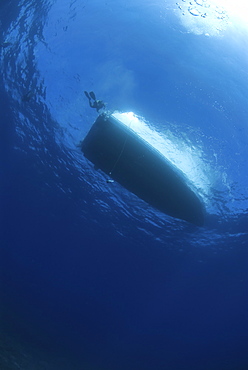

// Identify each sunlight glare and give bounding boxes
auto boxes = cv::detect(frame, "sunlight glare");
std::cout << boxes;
[214,0,248,24]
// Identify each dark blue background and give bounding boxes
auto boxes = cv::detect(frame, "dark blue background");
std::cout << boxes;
[1,1,248,369]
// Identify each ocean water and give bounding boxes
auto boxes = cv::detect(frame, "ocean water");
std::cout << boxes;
[1,0,248,369]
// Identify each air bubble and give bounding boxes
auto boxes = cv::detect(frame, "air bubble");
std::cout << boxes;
[188,7,200,16]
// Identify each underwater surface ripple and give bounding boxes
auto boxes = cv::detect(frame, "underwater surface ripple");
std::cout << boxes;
[1,0,248,249]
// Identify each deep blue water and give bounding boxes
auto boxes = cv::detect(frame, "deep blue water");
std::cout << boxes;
[1,0,248,369]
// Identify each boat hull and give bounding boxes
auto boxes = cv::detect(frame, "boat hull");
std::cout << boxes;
[81,114,205,226]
